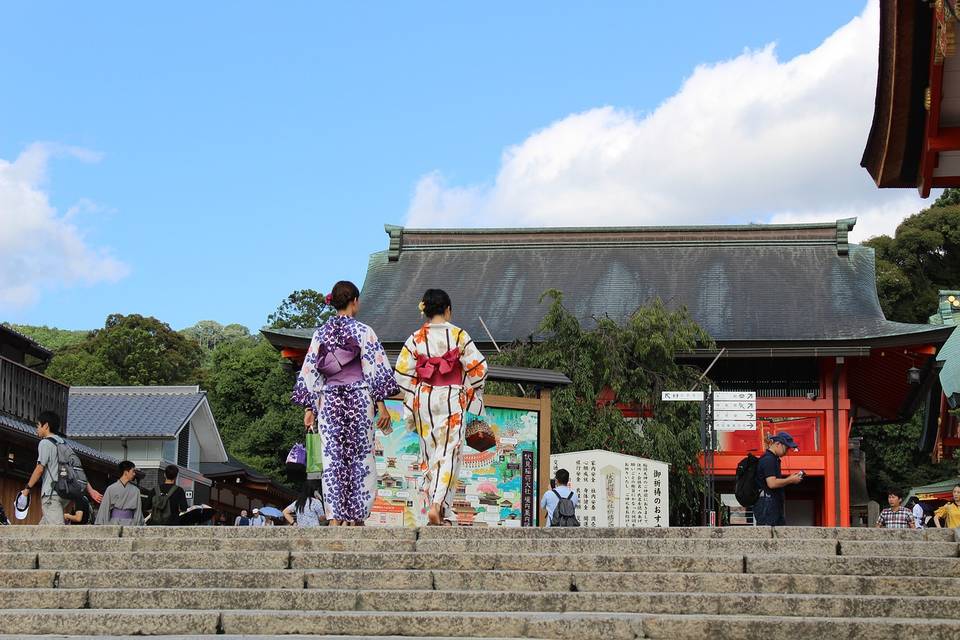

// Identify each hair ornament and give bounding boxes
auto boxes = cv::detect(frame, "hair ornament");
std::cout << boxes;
[325,293,333,305]
[418,301,426,314]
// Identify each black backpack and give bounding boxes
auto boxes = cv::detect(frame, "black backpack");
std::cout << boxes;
[150,487,175,526]
[47,437,88,501]
[550,489,580,527]
[734,453,760,507]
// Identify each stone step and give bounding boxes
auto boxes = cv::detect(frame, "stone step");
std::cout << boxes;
[37,551,290,570]
[121,527,416,539]
[414,538,839,555]
[640,613,960,640]
[839,540,959,557]
[772,526,958,542]
[56,569,306,589]
[0,570,54,588]
[306,568,960,596]
[0,526,122,539]
[0,636,528,640]
[0,538,415,553]
[12,588,943,618]
[0,553,36,569]
[746,555,960,577]
[1,608,956,639]
[416,526,773,539]
[290,551,743,573]
[7,567,957,596]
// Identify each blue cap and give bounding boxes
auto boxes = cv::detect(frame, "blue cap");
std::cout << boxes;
[770,432,799,451]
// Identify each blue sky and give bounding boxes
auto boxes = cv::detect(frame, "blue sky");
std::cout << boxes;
[1,2,904,332]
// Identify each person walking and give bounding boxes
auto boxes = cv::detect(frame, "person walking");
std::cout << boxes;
[753,432,803,526]
[907,496,925,529]
[20,411,70,525]
[292,280,399,526]
[395,289,488,526]
[540,468,579,527]
[149,465,188,526]
[234,509,250,526]
[933,484,960,528]
[63,496,92,525]
[876,489,916,529]
[95,461,144,525]
[283,479,327,527]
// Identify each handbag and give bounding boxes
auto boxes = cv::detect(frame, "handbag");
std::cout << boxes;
[305,432,324,478]
[286,443,306,466]
[465,417,497,452]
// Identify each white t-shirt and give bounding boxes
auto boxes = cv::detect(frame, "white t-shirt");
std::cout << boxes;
[912,503,925,529]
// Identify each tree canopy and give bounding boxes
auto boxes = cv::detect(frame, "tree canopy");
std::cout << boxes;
[493,290,714,525]
[266,289,333,329]
[865,202,960,323]
[46,314,203,386]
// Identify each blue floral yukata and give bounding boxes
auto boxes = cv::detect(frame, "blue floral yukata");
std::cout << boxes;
[292,315,398,522]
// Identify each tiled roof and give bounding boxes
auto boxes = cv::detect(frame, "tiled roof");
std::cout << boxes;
[350,221,950,347]
[0,324,53,360]
[67,387,205,438]
[0,413,119,465]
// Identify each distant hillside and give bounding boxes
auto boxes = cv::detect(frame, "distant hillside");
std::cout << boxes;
[4,324,90,352]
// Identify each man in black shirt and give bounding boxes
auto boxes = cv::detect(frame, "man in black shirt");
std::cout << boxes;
[149,465,189,525]
[754,432,803,526]
[64,496,91,524]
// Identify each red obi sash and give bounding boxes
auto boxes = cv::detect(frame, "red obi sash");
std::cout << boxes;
[415,348,462,386]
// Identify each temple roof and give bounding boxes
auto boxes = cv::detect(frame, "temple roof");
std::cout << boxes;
[341,220,950,351]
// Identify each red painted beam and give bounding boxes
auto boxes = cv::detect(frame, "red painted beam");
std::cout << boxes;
[927,126,960,152]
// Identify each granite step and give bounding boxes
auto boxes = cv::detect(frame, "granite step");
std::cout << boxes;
[746,554,960,577]
[37,551,290,570]
[413,537,839,555]
[289,551,744,573]
[0,538,415,553]
[46,588,958,618]
[838,540,959,558]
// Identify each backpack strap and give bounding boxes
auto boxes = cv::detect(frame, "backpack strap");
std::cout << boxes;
[552,489,563,500]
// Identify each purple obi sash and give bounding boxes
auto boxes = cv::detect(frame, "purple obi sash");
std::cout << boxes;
[110,508,135,520]
[416,348,462,387]
[318,337,363,386]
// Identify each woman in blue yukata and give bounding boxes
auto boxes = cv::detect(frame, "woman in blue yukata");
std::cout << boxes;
[292,281,398,526]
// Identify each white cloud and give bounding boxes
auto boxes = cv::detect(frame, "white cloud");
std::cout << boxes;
[405,1,929,243]
[0,143,128,308]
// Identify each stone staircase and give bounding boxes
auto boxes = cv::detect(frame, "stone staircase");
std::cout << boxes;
[0,525,959,639]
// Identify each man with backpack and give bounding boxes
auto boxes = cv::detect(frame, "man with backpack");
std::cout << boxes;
[752,432,803,526]
[20,411,76,525]
[149,465,188,526]
[540,468,580,527]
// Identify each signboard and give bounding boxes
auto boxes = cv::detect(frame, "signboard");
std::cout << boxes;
[661,391,704,401]
[521,450,535,526]
[550,450,669,527]
[712,390,756,431]
[368,401,539,527]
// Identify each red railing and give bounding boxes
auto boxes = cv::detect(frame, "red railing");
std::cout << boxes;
[0,356,69,434]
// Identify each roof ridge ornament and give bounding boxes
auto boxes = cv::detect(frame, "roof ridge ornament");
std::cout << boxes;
[836,217,856,256]
[385,224,403,261]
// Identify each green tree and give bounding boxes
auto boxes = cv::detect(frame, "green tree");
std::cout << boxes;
[934,187,960,208]
[852,414,956,502]
[493,290,714,525]
[181,321,250,352]
[865,204,960,323]
[203,337,301,481]
[46,314,203,386]
[267,289,333,329]
[3,324,90,352]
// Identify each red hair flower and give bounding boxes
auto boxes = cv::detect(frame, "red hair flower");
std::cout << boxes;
[325,293,332,305]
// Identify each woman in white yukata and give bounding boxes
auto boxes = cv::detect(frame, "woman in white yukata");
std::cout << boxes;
[394,289,487,526]
[292,281,398,526]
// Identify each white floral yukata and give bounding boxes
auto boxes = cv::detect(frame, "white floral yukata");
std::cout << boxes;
[394,322,487,521]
